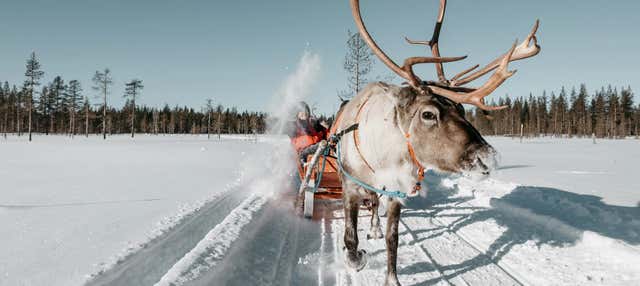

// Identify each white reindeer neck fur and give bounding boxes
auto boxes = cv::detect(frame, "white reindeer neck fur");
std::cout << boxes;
[337,83,421,199]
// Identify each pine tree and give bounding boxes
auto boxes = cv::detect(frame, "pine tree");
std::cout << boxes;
[123,79,143,138]
[92,69,113,140]
[24,52,44,141]
[66,80,82,136]
[83,97,90,137]
[343,30,374,97]
[619,86,634,137]
[557,88,568,136]
[0,83,5,138]
[606,86,619,138]
[48,76,66,134]
[215,104,224,139]
[539,91,548,135]
[205,99,214,139]
[575,84,588,137]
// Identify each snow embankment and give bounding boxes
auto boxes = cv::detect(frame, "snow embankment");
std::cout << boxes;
[155,194,268,286]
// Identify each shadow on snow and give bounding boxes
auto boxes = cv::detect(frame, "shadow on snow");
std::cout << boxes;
[400,171,640,285]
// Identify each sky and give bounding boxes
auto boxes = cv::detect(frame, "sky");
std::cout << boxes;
[1,0,639,115]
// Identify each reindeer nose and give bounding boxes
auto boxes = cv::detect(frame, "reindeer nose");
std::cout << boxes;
[475,157,492,176]
[476,156,489,172]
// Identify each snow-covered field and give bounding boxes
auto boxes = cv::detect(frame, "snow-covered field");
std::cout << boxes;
[1,135,639,286]
[0,134,267,286]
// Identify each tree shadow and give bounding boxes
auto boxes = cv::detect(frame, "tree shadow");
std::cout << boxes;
[497,164,533,170]
[401,171,640,282]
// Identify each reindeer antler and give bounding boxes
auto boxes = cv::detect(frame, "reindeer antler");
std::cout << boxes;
[404,0,448,83]
[350,0,541,111]
[350,0,466,89]
[451,20,540,87]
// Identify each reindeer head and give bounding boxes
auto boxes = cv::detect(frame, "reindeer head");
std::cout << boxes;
[389,85,497,179]
[351,0,541,178]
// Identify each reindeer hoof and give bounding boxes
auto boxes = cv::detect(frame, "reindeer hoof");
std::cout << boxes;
[367,227,384,240]
[345,249,368,272]
[384,274,401,286]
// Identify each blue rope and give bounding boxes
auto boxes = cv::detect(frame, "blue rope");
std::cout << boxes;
[335,140,407,199]
[310,146,329,193]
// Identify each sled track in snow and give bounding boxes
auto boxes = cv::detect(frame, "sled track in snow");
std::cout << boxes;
[330,207,525,286]
[88,178,586,286]
[86,181,323,286]
[86,188,248,286]
[87,192,530,286]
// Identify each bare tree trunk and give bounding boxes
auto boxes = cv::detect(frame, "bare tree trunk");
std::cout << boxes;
[217,113,221,140]
[103,84,107,140]
[354,55,359,95]
[3,107,7,139]
[16,97,21,136]
[28,95,32,142]
[131,93,135,138]
[520,123,524,143]
[153,110,159,135]
[207,111,211,140]
[85,105,89,138]
[612,105,617,139]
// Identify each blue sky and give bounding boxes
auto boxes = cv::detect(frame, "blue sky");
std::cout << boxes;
[1,0,638,114]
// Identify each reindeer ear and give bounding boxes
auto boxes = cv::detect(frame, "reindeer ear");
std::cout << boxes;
[383,85,416,108]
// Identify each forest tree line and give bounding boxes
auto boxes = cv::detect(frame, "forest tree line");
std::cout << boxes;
[0,81,267,137]
[4,52,639,140]
[468,84,639,138]
[0,52,266,140]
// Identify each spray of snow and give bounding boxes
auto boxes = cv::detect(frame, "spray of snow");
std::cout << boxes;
[151,52,323,285]
[246,50,322,197]
[267,50,321,135]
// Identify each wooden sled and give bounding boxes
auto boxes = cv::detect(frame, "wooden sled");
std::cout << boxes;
[296,140,343,218]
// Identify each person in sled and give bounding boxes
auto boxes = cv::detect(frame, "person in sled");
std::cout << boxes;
[288,102,328,164]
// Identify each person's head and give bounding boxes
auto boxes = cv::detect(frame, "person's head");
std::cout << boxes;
[296,101,310,121]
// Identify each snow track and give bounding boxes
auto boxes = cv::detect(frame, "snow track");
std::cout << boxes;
[87,172,640,286]
[86,188,247,286]
[156,194,268,285]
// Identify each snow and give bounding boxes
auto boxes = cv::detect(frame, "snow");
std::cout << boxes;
[1,134,640,285]
[0,134,265,286]
[155,194,268,286]
[488,136,640,207]
[318,136,640,286]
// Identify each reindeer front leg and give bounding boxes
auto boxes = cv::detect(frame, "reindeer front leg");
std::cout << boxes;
[385,199,402,286]
[343,192,367,271]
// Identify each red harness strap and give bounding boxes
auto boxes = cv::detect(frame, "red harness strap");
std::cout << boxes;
[404,133,426,192]
[353,94,376,173]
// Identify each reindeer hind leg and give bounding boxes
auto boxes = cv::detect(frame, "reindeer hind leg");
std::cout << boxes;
[367,193,383,240]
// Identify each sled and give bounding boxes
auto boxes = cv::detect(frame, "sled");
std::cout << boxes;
[296,140,343,218]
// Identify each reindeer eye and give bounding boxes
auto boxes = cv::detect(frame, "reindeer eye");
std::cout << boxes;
[421,111,437,121]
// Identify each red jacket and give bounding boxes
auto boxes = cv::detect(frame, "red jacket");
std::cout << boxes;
[290,119,326,152]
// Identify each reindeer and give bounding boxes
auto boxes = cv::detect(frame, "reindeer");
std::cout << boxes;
[333,1,541,285]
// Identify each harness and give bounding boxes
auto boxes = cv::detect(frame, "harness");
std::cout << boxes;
[325,93,426,199]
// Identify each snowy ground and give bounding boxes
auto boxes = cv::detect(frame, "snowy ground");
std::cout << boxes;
[1,135,639,286]
[0,134,265,286]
